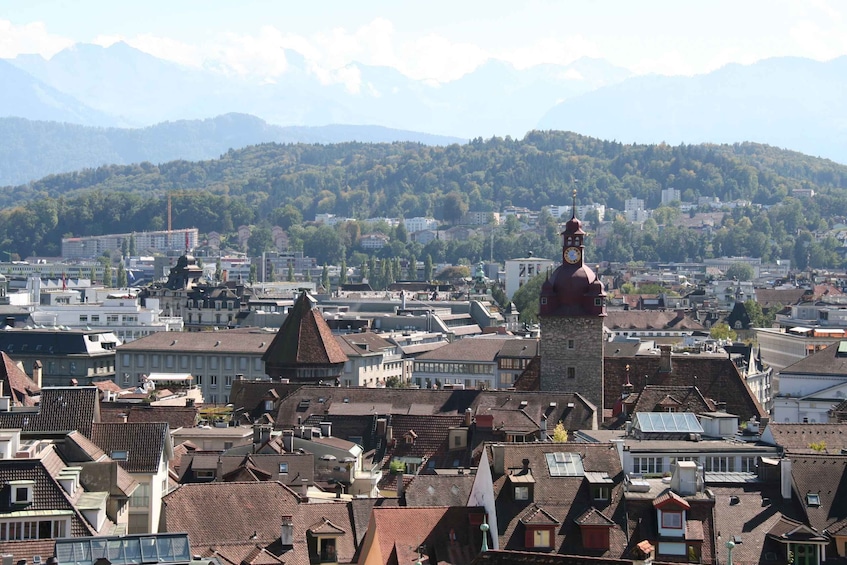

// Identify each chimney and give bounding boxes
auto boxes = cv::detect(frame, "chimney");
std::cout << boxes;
[32,361,42,389]
[521,458,530,473]
[780,459,793,500]
[715,401,727,412]
[0,381,9,412]
[659,345,673,373]
[464,408,473,427]
[319,421,332,437]
[280,516,294,547]
[282,430,294,452]
[300,478,309,502]
[540,414,548,441]
[335,483,344,499]
[253,424,271,445]
[491,444,505,475]
[185,397,195,407]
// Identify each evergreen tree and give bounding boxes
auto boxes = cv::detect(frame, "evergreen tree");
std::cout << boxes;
[89,265,96,283]
[103,264,112,287]
[407,254,417,280]
[287,263,295,282]
[360,258,368,282]
[215,258,222,281]
[267,264,275,282]
[304,268,312,282]
[117,262,127,287]
[339,257,348,285]
[128,233,137,256]
[368,256,377,285]
[249,264,257,284]
[120,238,129,257]
[321,264,330,290]
[424,254,433,282]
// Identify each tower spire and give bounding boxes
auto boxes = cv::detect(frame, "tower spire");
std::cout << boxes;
[571,189,577,219]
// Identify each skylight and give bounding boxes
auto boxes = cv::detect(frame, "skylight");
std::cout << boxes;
[633,412,704,433]
[806,493,821,507]
[545,452,584,477]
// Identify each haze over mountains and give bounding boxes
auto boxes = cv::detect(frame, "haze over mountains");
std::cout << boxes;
[2,41,847,187]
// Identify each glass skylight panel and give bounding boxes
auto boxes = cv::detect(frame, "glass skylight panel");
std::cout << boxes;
[634,412,703,433]
[546,452,584,476]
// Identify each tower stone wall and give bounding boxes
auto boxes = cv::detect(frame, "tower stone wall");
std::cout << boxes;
[539,316,605,414]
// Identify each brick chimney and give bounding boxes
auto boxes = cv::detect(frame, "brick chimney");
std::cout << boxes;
[32,361,42,389]
[659,345,673,373]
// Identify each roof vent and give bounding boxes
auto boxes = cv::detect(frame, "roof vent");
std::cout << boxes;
[519,400,528,408]
[215,341,221,347]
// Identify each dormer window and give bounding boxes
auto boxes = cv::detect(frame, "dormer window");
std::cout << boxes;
[515,486,529,500]
[9,480,34,505]
[111,450,128,461]
[662,511,683,529]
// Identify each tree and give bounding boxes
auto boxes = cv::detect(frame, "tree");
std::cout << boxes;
[441,191,468,225]
[744,299,766,328]
[215,258,222,281]
[247,225,273,257]
[120,238,128,257]
[551,421,568,442]
[89,265,96,283]
[725,262,754,281]
[407,254,417,281]
[511,272,546,322]
[249,264,257,284]
[287,263,295,282]
[128,233,137,256]
[394,221,408,243]
[710,322,737,341]
[424,254,433,282]
[102,264,112,287]
[117,262,127,287]
[321,264,330,291]
[339,257,348,285]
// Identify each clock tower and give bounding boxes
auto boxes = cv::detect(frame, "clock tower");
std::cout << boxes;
[539,191,607,416]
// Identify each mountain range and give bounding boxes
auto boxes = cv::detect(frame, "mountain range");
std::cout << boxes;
[2,42,847,179]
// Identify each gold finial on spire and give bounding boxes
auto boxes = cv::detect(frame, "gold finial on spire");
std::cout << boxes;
[571,188,577,219]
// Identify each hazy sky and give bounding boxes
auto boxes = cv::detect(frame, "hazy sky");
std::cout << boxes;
[2,0,846,82]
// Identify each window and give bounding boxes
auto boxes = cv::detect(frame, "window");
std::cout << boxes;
[152,355,160,368]
[662,511,683,529]
[806,493,821,507]
[704,456,735,473]
[264,400,274,411]
[741,457,757,473]
[592,486,610,501]
[90,315,100,323]
[107,315,119,323]
[633,457,663,475]
[210,357,219,369]
[567,339,575,349]
[210,375,218,388]
[279,463,289,474]
[122,353,130,367]
[195,375,203,385]
[514,486,529,500]
[225,375,232,388]
[319,538,337,563]
[0,519,65,540]
[532,529,551,548]
[130,483,150,508]
[567,367,576,379]
[12,483,33,504]
[79,315,88,323]
[111,450,128,460]
[196,470,214,479]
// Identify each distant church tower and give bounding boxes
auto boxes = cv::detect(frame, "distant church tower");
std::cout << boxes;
[539,191,607,415]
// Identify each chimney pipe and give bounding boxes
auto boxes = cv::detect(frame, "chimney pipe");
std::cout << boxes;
[280,516,294,547]
[282,430,294,452]
[464,408,473,427]
[492,444,505,475]
[659,345,673,373]
[780,459,793,500]
[300,478,309,502]
[32,361,42,389]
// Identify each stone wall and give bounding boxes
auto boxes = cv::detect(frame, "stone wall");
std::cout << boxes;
[539,315,605,414]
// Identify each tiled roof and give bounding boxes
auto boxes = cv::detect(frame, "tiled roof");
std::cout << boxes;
[626,497,715,565]
[0,352,39,406]
[604,355,766,422]
[162,482,301,546]
[0,539,60,564]
[763,423,847,453]
[118,327,274,354]
[780,341,847,375]
[711,484,801,565]
[416,337,514,362]
[488,442,628,558]
[404,474,475,507]
[755,289,807,308]
[100,402,197,428]
[790,455,847,535]
[349,497,400,546]
[0,446,95,538]
[229,381,303,422]
[64,430,107,461]
[575,507,616,526]
[362,506,484,565]
[89,422,170,474]
[262,292,348,367]
[335,333,397,358]
[0,386,100,437]
[604,311,705,331]
[92,379,125,393]
[623,385,715,417]
[473,549,681,564]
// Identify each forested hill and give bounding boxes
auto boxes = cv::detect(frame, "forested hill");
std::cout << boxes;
[3,130,847,259]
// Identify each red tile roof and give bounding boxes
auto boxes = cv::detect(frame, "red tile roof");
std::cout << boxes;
[263,292,348,368]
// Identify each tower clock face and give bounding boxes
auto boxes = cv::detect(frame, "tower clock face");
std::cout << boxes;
[564,247,581,264]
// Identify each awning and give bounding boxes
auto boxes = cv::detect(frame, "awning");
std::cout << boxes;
[145,373,193,381]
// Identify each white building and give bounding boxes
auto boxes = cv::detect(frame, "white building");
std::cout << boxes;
[30,293,183,342]
[404,217,439,233]
[336,333,411,387]
[661,188,681,205]
[504,257,554,298]
[62,229,199,259]
[772,341,847,423]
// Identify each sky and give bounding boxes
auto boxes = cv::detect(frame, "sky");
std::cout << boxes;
[1,0,847,83]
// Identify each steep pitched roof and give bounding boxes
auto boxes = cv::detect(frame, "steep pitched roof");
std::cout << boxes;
[0,387,100,437]
[89,422,170,474]
[790,455,847,535]
[762,423,847,454]
[604,310,705,331]
[0,353,39,406]
[100,402,197,428]
[162,482,301,546]
[262,292,347,367]
[780,340,847,375]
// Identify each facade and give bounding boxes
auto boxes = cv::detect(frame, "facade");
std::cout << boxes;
[661,188,681,204]
[117,330,271,403]
[504,257,555,298]
[0,328,119,387]
[336,332,410,387]
[412,337,512,390]
[62,229,199,259]
[756,327,842,374]
[30,293,183,343]
[360,234,390,251]
[539,204,607,415]
[772,341,847,423]
[404,217,439,233]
